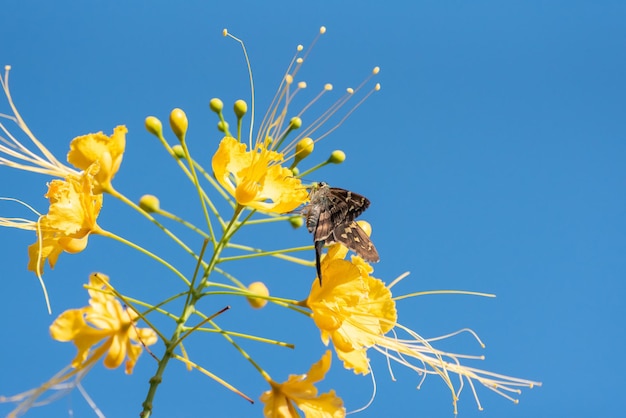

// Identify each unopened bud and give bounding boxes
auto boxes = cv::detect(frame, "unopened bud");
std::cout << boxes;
[169,108,188,140]
[328,150,346,164]
[292,137,314,168]
[171,144,185,159]
[145,116,163,137]
[289,117,302,130]
[209,98,224,113]
[247,281,269,309]
[139,195,161,213]
[217,121,229,133]
[289,216,304,229]
[356,220,372,237]
[234,100,247,118]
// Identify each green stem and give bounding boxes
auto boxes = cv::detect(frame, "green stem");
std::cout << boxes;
[105,186,202,269]
[243,215,295,225]
[140,205,244,417]
[151,127,226,231]
[185,326,294,348]
[221,243,312,264]
[97,228,190,286]
[296,160,330,178]
[179,139,215,243]
[157,209,212,240]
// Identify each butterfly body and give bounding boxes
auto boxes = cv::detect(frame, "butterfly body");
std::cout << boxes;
[302,182,379,283]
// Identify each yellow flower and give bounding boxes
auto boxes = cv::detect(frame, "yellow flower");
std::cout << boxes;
[210,28,381,214]
[2,273,157,417]
[67,125,127,193]
[307,244,397,374]
[212,136,307,212]
[27,164,104,274]
[307,241,540,413]
[50,273,157,374]
[260,351,345,418]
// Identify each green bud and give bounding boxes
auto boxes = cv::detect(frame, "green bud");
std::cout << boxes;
[209,98,224,113]
[328,150,346,164]
[145,116,163,137]
[139,194,160,213]
[217,121,229,133]
[295,137,314,159]
[289,117,302,129]
[171,144,185,159]
[289,216,304,229]
[234,100,248,118]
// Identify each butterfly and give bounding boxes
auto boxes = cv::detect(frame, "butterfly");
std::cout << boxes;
[301,182,379,284]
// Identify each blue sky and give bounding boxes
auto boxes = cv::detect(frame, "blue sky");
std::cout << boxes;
[1,1,625,417]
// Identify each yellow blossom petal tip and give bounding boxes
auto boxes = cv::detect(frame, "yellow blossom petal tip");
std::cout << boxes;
[139,194,160,213]
[247,281,269,309]
[169,108,188,140]
[67,125,127,193]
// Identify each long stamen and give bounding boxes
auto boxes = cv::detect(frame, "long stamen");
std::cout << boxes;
[0,66,76,177]
[314,82,381,143]
[257,26,325,149]
[223,29,255,149]
[257,50,302,145]
[298,67,380,144]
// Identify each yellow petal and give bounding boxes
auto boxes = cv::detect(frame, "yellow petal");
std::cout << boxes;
[49,308,89,342]
[67,125,127,191]
[103,333,127,369]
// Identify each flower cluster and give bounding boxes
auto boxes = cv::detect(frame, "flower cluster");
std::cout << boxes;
[0,28,539,418]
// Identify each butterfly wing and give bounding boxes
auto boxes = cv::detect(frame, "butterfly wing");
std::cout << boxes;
[326,221,380,263]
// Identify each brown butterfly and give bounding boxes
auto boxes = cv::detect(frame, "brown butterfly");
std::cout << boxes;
[301,182,379,283]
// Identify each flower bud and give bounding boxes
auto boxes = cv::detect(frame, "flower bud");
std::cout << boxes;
[289,216,304,229]
[145,116,163,137]
[328,150,346,164]
[289,117,302,130]
[209,98,224,113]
[356,220,372,237]
[139,194,160,213]
[217,121,229,133]
[291,167,300,176]
[171,144,185,159]
[294,137,314,165]
[234,100,247,118]
[247,281,269,309]
[169,108,188,140]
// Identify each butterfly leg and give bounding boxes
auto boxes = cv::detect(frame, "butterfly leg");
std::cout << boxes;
[314,240,325,285]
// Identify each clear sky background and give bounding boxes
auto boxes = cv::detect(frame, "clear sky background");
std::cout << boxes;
[1,1,624,417]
